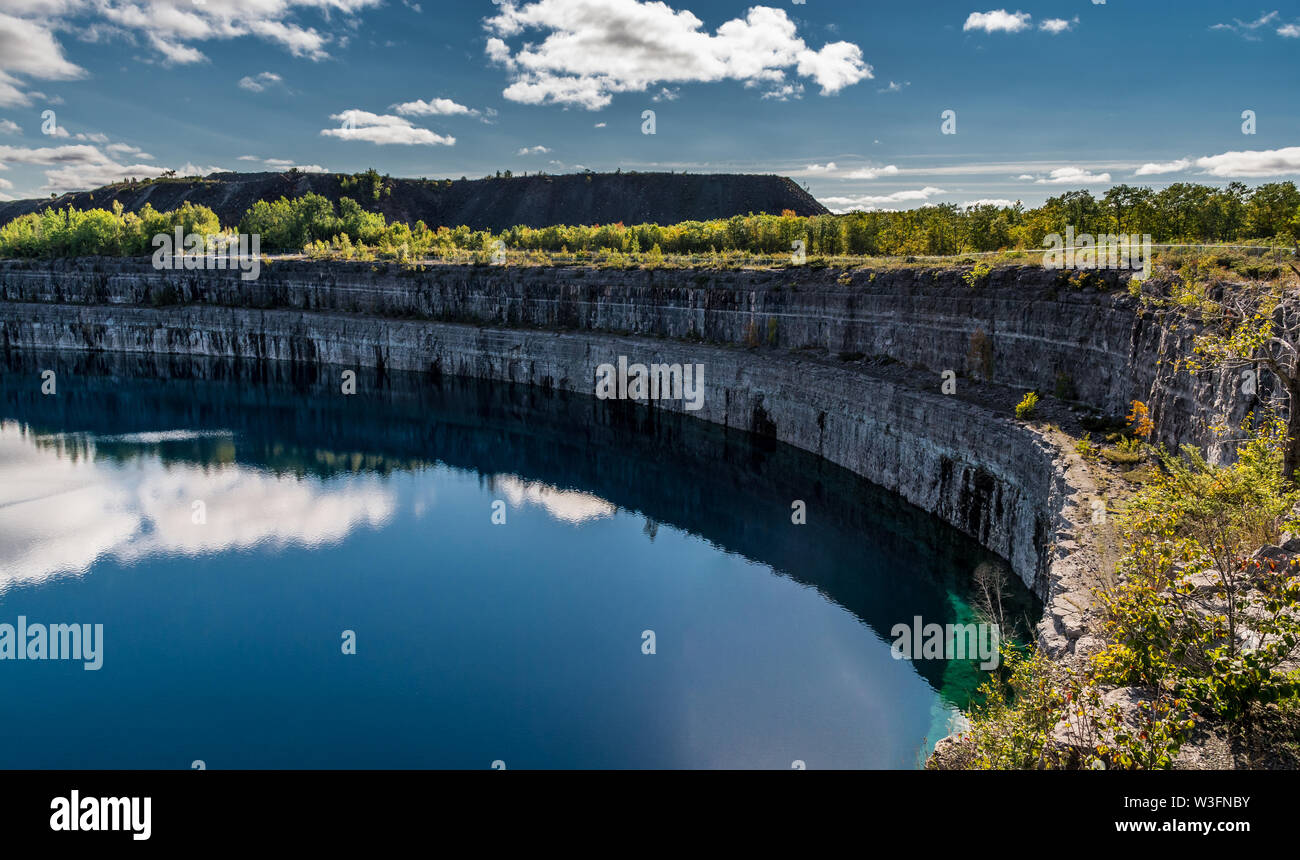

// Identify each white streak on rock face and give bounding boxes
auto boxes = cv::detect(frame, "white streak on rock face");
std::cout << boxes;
[0,421,396,591]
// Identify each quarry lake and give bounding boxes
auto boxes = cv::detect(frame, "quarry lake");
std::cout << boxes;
[0,352,1036,769]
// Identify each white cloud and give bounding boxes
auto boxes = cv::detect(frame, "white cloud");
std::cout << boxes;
[516,145,551,155]
[1279,23,1300,37]
[235,155,324,172]
[876,80,909,93]
[321,109,455,146]
[0,141,234,192]
[760,82,804,101]
[1134,158,1192,176]
[0,1,383,75]
[1194,147,1300,178]
[1039,17,1078,34]
[391,97,478,117]
[1033,166,1111,184]
[822,186,946,213]
[961,198,1017,208]
[0,119,20,135]
[795,162,897,179]
[483,1,871,110]
[594,122,606,128]
[0,10,85,106]
[963,10,1032,34]
[106,142,153,159]
[238,72,284,93]
[1212,11,1282,40]
[0,424,397,591]
[846,165,899,179]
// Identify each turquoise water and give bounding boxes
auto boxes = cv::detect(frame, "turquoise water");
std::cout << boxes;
[0,353,1035,769]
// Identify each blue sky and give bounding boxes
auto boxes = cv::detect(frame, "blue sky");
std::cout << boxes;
[0,0,1297,212]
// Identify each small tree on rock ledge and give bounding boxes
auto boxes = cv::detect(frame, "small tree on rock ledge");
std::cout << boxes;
[1187,285,1300,477]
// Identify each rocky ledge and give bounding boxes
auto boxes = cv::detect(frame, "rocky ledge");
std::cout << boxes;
[0,259,1259,672]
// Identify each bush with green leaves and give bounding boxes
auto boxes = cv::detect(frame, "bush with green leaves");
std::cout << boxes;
[1015,391,1039,419]
[1095,414,1300,721]
[4,178,1299,261]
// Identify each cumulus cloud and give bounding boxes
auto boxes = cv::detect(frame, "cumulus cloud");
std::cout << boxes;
[1279,23,1300,37]
[1039,17,1078,34]
[1195,147,1300,178]
[0,119,20,135]
[821,187,946,213]
[0,140,229,193]
[963,10,1032,34]
[321,109,455,146]
[516,145,551,155]
[1134,158,1192,176]
[760,82,804,101]
[795,162,897,179]
[390,97,479,117]
[0,10,86,106]
[0,0,382,81]
[483,0,872,110]
[846,165,899,179]
[238,72,284,93]
[1033,166,1111,184]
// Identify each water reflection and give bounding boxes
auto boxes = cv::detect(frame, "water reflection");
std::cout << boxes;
[0,421,397,592]
[0,351,1039,767]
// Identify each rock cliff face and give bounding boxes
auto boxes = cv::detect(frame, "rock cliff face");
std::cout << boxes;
[0,258,1262,657]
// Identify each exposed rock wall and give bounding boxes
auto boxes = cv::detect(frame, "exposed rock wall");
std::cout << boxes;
[0,259,1257,460]
[0,258,1263,659]
[0,299,1063,594]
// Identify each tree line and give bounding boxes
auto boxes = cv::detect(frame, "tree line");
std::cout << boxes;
[2,181,1298,261]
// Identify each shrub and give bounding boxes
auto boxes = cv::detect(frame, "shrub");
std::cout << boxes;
[962,261,993,288]
[1098,414,1300,720]
[1015,391,1039,419]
